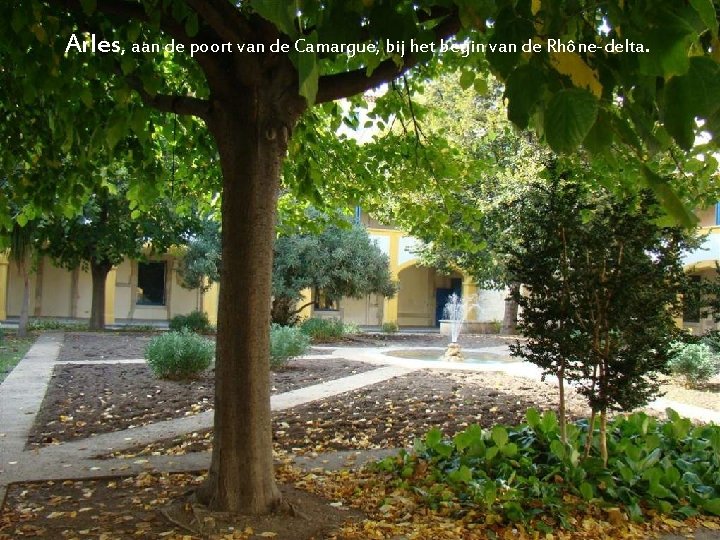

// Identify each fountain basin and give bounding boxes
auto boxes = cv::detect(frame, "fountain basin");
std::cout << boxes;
[383,348,519,365]
[439,320,500,336]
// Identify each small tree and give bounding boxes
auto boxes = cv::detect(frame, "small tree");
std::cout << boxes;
[506,175,693,464]
[179,221,397,325]
[38,184,201,330]
[5,222,37,337]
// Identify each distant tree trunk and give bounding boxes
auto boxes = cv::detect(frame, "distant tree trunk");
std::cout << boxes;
[271,296,312,326]
[89,260,111,331]
[195,80,305,514]
[502,282,520,335]
[17,263,30,338]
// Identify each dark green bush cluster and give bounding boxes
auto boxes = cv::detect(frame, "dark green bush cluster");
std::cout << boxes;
[381,321,399,333]
[169,310,213,334]
[299,317,346,342]
[0,326,4,345]
[701,330,720,354]
[145,330,215,379]
[376,409,720,529]
[270,324,310,369]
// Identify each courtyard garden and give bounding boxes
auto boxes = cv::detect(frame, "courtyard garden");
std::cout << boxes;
[1,326,719,539]
[2,0,720,537]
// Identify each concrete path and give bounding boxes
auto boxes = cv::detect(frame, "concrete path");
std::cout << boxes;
[0,337,416,500]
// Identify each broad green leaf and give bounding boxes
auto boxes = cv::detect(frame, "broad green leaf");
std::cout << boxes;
[425,427,443,450]
[501,442,518,457]
[663,57,720,149]
[540,410,558,434]
[473,77,488,94]
[250,0,297,37]
[642,167,698,228]
[459,70,475,90]
[689,0,718,38]
[491,425,508,447]
[448,465,473,484]
[297,31,319,105]
[544,88,598,153]
[484,482,497,506]
[525,408,541,428]
[637,27,694,77]
[185,13,199,38]
[704,498,720,516]
[580,481,593,500]
[453,424,482,452]
[550,439,566,460]
[505,64,545,129]
[105,120,126,151]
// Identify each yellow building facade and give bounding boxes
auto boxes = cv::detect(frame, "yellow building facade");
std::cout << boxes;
[299,215,507,329]
[681,205,720,334]
[0,253,219,325]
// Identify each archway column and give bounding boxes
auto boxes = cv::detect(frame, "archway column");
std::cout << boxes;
[382,233,400,326]
[0,253,8,321]
[462,277,479,321]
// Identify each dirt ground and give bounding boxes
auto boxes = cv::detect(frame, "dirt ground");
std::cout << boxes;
[28,358,376,447]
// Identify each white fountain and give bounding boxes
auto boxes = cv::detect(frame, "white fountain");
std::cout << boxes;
[441,292,475,362]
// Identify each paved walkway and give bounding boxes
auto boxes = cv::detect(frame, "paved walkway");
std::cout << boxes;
[1,334,719,539]
[0,337,418,502]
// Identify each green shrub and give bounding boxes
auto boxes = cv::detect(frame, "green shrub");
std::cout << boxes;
[169,310,213,334]
[270,324,310,369]
[27,319,88,331]
[381,321,398,333]
[668,341,720,388]
[145,330,215,379]
[0,326,4,345]
[376,409,720,528]
[343,322,360,335]
[300,317,345,342]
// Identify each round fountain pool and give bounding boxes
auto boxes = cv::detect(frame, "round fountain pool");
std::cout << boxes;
[383,348,519,365]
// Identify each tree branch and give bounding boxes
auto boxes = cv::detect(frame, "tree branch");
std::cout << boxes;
[316,9,461,103]
[184,0,251,44]
[126,76,211,119]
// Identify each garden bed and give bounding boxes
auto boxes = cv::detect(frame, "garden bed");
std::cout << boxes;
[106,369,593,459]
[28,358,376,447]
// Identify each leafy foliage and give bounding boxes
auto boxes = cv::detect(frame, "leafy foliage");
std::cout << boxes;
[377,409,720,528]
[300,318,346,343]
[382,322,399,334]
[36,182,203,329]
[269,324,310,370]
[169,311,213,334]
[178,220,397,326]
[505,174,695,459]
[668,342,720,388]
[145,330,214,379]
[26,319,88,332]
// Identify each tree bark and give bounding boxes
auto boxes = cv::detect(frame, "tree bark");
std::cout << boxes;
[89,261,111,330]
[196,81,304,513]
[502,282,520,335]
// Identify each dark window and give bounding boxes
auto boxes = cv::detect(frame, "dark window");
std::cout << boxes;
[137,262,166,306]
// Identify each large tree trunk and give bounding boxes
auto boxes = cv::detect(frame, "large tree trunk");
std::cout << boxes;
[502,282,520,335]
[89,261,111,331]
[196,83,304,513]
